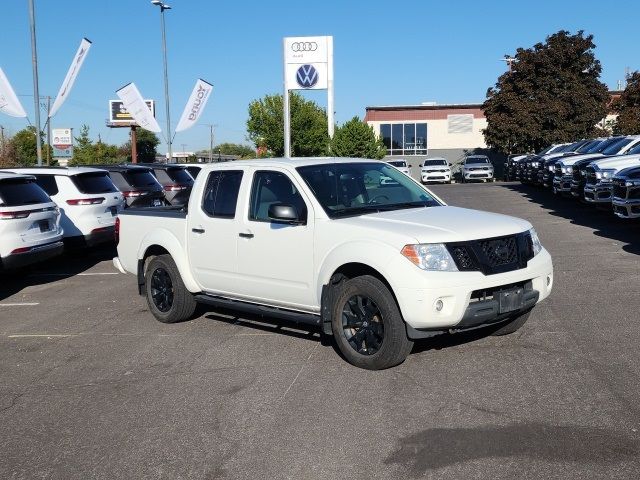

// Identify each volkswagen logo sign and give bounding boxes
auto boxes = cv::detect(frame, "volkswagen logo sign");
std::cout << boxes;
[296,64,319,89]
[291,42,318,52]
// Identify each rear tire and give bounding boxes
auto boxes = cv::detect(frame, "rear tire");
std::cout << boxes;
[145,254,197,324]
[331,275,413,370]
[491,309,531,336]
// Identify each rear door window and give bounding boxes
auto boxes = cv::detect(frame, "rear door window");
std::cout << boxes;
[71,173,118,194]
[202,170,243,218]
[0,178,51,206]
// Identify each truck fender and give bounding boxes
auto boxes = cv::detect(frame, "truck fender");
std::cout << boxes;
[137,229,200,294]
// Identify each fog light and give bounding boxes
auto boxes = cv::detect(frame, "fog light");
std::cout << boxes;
[435,299,444,312]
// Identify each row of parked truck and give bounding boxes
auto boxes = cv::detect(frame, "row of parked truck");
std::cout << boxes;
[505,135,640,218]
[0,163,203,271]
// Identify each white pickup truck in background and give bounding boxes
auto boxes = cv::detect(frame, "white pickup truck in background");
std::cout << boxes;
[114,158,553,370]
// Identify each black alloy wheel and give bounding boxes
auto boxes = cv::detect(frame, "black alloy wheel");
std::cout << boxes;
[341,294,384,355]
[150,267,174,313]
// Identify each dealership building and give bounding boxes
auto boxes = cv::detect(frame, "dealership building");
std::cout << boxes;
[364,102,492,168]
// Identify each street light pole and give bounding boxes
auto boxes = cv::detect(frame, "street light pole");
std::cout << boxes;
[28,0,43,166]
[151,1,172,163]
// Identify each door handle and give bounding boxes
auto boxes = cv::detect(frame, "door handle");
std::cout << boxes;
[238,232,254,239]
[192,227,205,234]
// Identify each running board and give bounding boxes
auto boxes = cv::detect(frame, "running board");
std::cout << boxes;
[194,294,321,327]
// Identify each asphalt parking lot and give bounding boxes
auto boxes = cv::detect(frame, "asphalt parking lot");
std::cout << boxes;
[1,182,639,480]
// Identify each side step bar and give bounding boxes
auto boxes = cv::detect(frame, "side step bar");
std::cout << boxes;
[194,294,321,327]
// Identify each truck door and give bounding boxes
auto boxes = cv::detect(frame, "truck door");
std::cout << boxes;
[188,168,246,295]
[235,169,316,310]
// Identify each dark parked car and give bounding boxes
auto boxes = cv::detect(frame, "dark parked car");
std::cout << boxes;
[138,164,194,206]
[90,165,165,208]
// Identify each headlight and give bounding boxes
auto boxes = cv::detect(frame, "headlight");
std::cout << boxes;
[529,228,542,256]
[531,162,539,168]
[595,169,615,181]
[562,166,571,174]
[401,244,458,272]
[626,180,640,187]
[548,165,554,172]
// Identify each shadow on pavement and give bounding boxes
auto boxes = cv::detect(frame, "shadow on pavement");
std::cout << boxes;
[384,422,639,475]
[0,244,117,302]
[502,183,640,255]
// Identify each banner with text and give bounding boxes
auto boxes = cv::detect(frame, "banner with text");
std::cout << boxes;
[175,79,213,132]
[115,83,161,132]
[0,67,27,118]
[49,38,92,118]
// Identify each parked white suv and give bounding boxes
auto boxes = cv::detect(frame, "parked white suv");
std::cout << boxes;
[386,160,412,176]
[9,168,125,247]
[461,155,494,182]
[421,158,452,184]
[0,172,63,270]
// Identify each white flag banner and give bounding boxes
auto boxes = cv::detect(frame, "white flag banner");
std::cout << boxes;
[49,38,92,118]
[115,83,161,132]
[0,67,27,118]
[175,79,213,132]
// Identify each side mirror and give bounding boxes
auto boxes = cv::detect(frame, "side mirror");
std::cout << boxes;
[448,163,453,166]
[268,203,303,224]
[408,164,413,168]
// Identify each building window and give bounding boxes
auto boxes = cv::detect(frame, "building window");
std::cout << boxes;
[380,123,427,155]
[448,114,473,134]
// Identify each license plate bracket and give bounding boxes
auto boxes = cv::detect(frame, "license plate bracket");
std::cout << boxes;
[498,287,524,314]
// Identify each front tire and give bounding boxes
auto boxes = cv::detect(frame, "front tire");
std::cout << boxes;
[491,309,531,336]
[145,254,197,324]
[331,275,413,370]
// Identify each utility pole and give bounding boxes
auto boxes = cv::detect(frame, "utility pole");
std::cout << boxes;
[209,124,214,163]
[0,125,5,159]
[131,125,138,163]
[28,0,43,166]
[151,1,173,163]
[46,95,51,166]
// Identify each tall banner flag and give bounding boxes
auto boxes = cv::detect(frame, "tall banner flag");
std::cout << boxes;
[0,67,27,118]
[115,83,162,133]
[283,36,334,157]
[49,38,92,118]
[175,79,213,132]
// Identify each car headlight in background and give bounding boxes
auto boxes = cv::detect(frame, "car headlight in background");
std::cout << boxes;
[626,180,640,187]
[531,162,539,168]
[595,169,615,181]
[529,228,542,256]
[401,244,458,272]
[561,166,571,174]
[548,165,555,171]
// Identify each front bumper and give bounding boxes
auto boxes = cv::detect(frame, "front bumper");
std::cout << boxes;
[584,183,612,203]
[612,197,640,218]
[392,248,553,330]
[464,170,493,180]
[1,240,64,270]
[570,179,585,197]
[421,171,451,183]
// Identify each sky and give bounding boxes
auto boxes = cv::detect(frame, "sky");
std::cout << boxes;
[1,0,638,155]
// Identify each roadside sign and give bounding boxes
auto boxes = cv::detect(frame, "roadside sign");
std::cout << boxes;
[109,99,155,125]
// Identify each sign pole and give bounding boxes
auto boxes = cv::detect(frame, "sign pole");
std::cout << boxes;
[46,96,51,166]
[28,0,43,166]
[131,125,138,164]
[283,38,291,158]
[327,36,334,139]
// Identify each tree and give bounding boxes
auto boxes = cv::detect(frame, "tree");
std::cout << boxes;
[483,30,609,154]
[216,142,256,159]
[11,127,52,166]
[246,92,329,157]
[330,116,387,159]
[71,125,95,165]
[612,71,640,135]
[119,128,160,162]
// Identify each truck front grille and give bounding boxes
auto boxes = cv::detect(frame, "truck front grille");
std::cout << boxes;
[612,178,627,199]
[585,166,597,186]
[446,232,534,276]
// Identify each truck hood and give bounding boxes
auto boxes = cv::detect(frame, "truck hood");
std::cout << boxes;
[590,154,640,171]
[557,153,604,167]
[334,206,531,244]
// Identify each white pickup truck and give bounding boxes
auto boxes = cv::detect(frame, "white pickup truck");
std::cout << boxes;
[114,158,553,370]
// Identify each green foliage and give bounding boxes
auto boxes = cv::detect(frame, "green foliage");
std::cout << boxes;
[135,128,160,162]
[330,116,387,159]
[246,92,329,157]
[612,72,640,135]
[216,142,256,159]
[483,30,609,154]
[70,125,95,165]
[10,127,52,166]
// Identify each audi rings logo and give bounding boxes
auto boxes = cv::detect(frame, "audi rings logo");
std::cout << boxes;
[291,41,317,52]
[296,64,319,88]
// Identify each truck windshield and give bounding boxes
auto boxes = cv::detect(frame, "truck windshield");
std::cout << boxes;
[296,162,441,218]
[601,138,634,155]
[387,161,407,167]
[465,157,490,164]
